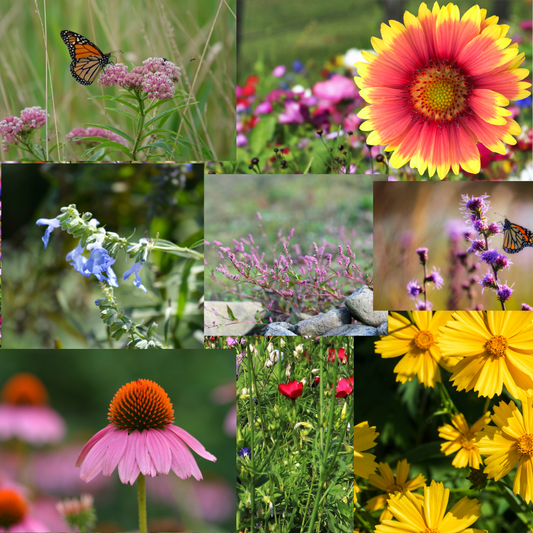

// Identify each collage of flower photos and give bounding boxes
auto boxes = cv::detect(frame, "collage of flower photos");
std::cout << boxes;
[1,0,533,532]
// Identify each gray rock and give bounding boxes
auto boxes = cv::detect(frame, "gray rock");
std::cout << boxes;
[264,324,297,336]
[345,286,388,327]
[322,324,378,336]
[294,308,352,336]
[376,321,388,336]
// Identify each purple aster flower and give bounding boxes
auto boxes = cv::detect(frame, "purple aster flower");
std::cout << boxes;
[487,222,500,235]
[36,217,61,249]
[415,299,432,310]
[459,193,490,217]
[415,247,428,264]
[467,238,486,254]
[493,254,511,271]
[478,272,497,293]
[472,219,488,232]
[522,303,533,311]
[425,266,444,289]
[123,262,148,293]
[481,249,500,265]
[407,279,423,299]
[496,283,513,303]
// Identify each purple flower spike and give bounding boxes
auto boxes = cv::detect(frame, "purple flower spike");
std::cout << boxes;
[407,279,423,299]
[425,266,444,289]
[496,283,514,303]
[416,247,428,264]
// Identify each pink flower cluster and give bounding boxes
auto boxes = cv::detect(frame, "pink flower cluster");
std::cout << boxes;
[98,57,181,101]
[0,106,49,151]
[66,127,128,146]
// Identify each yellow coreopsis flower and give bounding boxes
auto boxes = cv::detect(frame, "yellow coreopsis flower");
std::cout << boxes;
[375,480,486,533]
[477,398,533,504]
[375,311,460,388]
[439,311,533,399]
[438,411,491,468]
[354,421,379,502]
[365,459,426,521]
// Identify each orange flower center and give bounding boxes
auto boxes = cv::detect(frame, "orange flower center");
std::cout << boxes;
[108,379,174,432]
[0,489,27,528]
[409,60,471,124]
[517,434,533,456]
[414,330,434,350]
[0,373,49,405]
[460,432,477,449]
[388,484,403,493]
[484,335,508,357]
[422,530,440,533]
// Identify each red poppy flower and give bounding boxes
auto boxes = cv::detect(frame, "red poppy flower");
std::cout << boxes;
[278,381,303,400]
[335,377,354,398]
[328,348,347,364]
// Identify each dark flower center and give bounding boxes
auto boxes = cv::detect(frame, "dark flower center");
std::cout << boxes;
[408,59,471,124]
[108,379,174,432]
[0,489,27,528]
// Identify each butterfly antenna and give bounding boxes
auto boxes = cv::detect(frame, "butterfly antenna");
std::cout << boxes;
[494,212,507,218]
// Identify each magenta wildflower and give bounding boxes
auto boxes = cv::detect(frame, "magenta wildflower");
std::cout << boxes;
[406,279,422,299]
[142,71,175,101]
[425,266,444,289]
[415,247,428,264]
[522,303,533,311]
[496,283,514,303]
[19,107,48,129]
[272,65,286,78]
[481,249,500,265]
[76,379,216,485]
[236,133,248,147]
[479,272,497,293]
[414,299,432,310]
[0,116,23,148]
[466,238,486,254]
[98,63,129,87]
[0,373,65,445]
[66,126,127,145]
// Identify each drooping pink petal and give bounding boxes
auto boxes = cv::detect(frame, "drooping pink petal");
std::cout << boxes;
[117,431,140,485]
[80,429,119,483]
[102,428,128,476]
[136,429,157,478]
[145,429,172,475]
[167,425,217,463]
[76,425,115,466]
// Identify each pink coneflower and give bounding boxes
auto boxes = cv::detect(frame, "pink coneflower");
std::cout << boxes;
[76,379,216,486]
[0,373,65,445]
[0,488,49,533]
[355,2,531,179]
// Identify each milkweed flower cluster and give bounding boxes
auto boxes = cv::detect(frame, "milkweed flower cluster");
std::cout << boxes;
[99,57,181,101]
[460,193,515,308]
[355,2,531,179]
[0,106,49,151]
[407,247,444,309]
[66,126,128,146]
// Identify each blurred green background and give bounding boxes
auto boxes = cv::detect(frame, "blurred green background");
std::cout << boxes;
[3,163,204,348]
[204,174,375,301]
[238,0,532,84]
[0,0,236,161]
[0,349,236,532]
[374,182,533,310]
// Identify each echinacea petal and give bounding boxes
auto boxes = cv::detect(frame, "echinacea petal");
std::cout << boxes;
[167,425,217,463]
[79,429,120,483]
[102,428,128,476]
[146,428,172,475]
[117,430,141,485]
[76,425,115,467]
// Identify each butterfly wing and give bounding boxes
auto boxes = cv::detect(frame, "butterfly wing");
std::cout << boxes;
[60,30,111,85]
[503,219,533,254]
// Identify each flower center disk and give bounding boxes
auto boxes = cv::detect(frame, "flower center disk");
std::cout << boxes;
[0,489,27,528]
[414,330,434,350]
[484,335,508,357]
[408,60,471,124]
[517,434,533,456]
[108,379,174,432]
[0,373,49,405]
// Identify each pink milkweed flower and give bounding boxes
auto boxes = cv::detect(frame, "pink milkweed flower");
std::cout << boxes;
[76,379,216,486]
[0,373,66,445]
[0,487,50,532]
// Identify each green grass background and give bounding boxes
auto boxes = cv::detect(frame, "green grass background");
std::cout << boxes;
[205,174,375,301]
[0,0,236,161]
[239,0,532,84]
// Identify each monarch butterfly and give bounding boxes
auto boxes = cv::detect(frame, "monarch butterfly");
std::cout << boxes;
[502,218,533,254]
[60,30,112,86]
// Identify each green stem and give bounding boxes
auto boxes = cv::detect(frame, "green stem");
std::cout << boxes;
[131,96,146,161]
[137,473,147,533]
[247,347,256,533]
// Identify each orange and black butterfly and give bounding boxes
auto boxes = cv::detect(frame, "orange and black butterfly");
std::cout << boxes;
[60,30,112,85]
[502,219,533,254]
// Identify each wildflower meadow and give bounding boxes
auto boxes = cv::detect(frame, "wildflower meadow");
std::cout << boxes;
[205,336,354,532]
[358,310,533,532]
[232,0,532,179]
[0,0,236,162]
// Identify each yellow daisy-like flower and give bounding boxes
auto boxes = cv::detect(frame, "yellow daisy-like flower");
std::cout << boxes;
[354,421,379,502]
[375,480,486,533]
[476,398,533,504]
[365,459,426,521]
[438,412,491,468]
[375,311,460,388]
[439,311,533,399]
